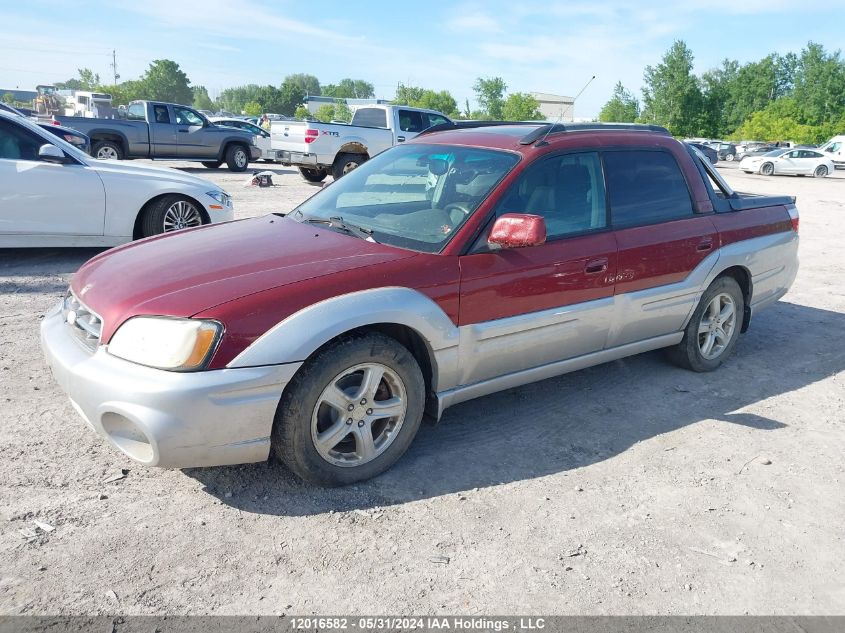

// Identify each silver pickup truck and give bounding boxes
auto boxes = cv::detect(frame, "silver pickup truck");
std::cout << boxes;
[271,104,452,182]
[55,101,260,172]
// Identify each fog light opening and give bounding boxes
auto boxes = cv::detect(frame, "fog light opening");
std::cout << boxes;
[100,412,154,463]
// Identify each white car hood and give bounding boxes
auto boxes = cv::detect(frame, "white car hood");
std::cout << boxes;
[87,159,220,190]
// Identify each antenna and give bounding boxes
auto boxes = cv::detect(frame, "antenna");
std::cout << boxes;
[110,49,120,85]
[534,74,596,147]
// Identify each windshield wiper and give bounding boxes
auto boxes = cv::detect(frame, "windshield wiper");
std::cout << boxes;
[300,215,376,242]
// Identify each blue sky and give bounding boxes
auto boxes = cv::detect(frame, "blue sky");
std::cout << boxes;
[1,0,842,118]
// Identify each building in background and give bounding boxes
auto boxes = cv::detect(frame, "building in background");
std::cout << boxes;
[530,92,575,122]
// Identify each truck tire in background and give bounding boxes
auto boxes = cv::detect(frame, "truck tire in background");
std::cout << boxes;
[92,140,123,161]
[225,144,250,172]
[332,153,368,180]
[298,167,328,183]
[202,161,222,169]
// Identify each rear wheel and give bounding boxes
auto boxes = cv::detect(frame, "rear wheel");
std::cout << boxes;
[272,333,425,485]
[332,152,367,180]
[724,153,735,161]
[140,195,205,238]
[814,165,829,178]
[92,140,123,161]
[667,276,744,372]
[225,144,249,172]
[760,162,774,176]
[202,161,222,169]
[298,167,328,183]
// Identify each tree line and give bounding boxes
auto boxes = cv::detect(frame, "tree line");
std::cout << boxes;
[44,61,546,123]
[599,40,845,143]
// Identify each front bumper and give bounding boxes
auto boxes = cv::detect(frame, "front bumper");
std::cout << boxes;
[40,302,301,468]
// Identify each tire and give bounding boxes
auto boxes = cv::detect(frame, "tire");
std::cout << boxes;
[202,161,222,169]
[272,333,425,486]
[814,165,828,178]
[760,162,774,176]
[667,276,744,372]
[332,152,367,180]
[225,144,249,172]
[139,194,205,238]
[92,140,123,161]
[743,171,753,174]
[724,153,734,162]
[299,167,328,183]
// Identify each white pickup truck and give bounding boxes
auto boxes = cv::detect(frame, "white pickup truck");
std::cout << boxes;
[271,104,452,182]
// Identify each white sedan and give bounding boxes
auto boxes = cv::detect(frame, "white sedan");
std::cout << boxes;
[739,148,834,178]
[209,117,278,162]
[0,110,234,248]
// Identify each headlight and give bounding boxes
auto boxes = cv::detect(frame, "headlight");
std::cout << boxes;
[107,317,222,371]
[206,190,232,208]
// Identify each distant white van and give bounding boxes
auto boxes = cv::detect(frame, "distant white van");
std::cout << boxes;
[818,135,845,169]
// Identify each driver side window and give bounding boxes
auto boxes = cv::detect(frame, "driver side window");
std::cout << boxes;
[0,119,42,161]
[493,152,608,240]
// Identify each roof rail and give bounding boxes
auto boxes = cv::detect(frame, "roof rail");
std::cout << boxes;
[417,120,530,137]
[519,122,672,146]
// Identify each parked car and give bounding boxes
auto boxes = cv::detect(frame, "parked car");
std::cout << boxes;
[54,100,261,171]
[739,148,834,177]
[687,142,718,164]
[0,110,233,247]
[715,142,738,161]
[736,145,778,161]
[271,104,453,182]
[0,101,91,153]
[209,117,277,162]
[41,122,799,484]
[818,135,844,169]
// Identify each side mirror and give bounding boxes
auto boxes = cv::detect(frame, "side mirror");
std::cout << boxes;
[38,144,66,164]
[488,213,547,249]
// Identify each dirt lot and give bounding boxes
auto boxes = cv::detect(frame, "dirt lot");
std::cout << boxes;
[1,160,843,615]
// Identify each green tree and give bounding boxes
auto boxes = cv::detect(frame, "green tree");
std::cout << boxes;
[393,84,459,117]
[192,86,214,110]
[792,42,845,126]
[56,68,100,91]
[334,100,352,122]
[140,59,192,105]
[243,101,263,116]
[640,40,704,136]
[598,82,640,123]
[106,80,144,106]
[276,79,306,115]
[284,73,321,96]
[733,97,819,143]
[216,84,262,113]
[473,76,507,119]
[502,92,543,120]
[323,79,375,99]
[2,92,14,104]
[294,105,312,119]
[314,103,336,122]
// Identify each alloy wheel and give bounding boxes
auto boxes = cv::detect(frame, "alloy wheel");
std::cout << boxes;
[163,200,203,232]
[96,146,118,160]
[698,293,737,360]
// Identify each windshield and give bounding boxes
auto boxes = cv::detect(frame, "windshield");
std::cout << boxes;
[292,143,520,253]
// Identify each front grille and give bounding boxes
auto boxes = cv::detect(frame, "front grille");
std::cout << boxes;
[62,291,102,353]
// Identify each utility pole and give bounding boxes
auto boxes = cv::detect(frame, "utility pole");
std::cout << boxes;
[110,49,120,85]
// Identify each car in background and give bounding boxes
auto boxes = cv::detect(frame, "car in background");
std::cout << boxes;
[739,147,834,177]
[818,136,844,169]
[687,142,718,164]
[714,142,738,161]
[0,110,234,247]
[736,145,778,161]
[209,117,277,162]
[0,101,91,154]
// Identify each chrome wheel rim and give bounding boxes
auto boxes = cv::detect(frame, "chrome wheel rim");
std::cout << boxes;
[311,363,407,467]
[163,200,202,232]
[341,160,359,175]
[698,293,737,360]
[234,149,247,168]
[96,145,118,160]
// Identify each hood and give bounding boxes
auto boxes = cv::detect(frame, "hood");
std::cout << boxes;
[72,216,417,342]
[86,158,223,190]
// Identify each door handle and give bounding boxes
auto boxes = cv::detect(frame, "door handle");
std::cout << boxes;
[584,258,608,274]
[397,136,406,142]
[697,238,714,252]
[178,129,189,133]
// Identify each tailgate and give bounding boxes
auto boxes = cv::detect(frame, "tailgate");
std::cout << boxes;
[270,121,310,152]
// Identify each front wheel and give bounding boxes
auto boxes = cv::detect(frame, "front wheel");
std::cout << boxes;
[225,144,249,172]
[760,162,775,176]
[272,333,425,485]
[298,167,328,183]
[814,165,829,178]
[724,153,734,162]
[139,195,205,238]
[332,152,367,180]
[667,276,744,372]
[92,140,123,161]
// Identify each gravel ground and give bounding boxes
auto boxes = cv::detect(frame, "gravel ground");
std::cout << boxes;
[0,160,843,615]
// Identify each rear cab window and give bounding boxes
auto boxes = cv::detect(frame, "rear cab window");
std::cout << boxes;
[351,108,387,128]
[603,150,693,227]
[127,103,146,121]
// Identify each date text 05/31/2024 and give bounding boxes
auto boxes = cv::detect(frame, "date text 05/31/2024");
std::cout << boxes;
[290,617,547,630]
